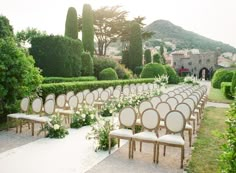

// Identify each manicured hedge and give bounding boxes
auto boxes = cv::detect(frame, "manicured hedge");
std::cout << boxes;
[40,78,155,98]
[221,82,233,99]
[43,76,97,83]
[164,65,179,84]
[141,63,167,78]
[99,68,118,80]
[212,69,234,89]
[30,35,83,77]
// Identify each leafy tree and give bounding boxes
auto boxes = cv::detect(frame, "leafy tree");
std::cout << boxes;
[231,72,236,95]
[93,6,128,55]
[128,21,143,72]
[81,52,94,76]
[159,44,166,64]
[0,15,13,38]
[144,49,151,64]
[82,4,94,56]
[153,53,161,63]
[121,50,129,67]
[65,7,78,39]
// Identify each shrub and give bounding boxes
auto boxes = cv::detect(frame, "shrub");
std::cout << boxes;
[140,63,167,78]
[231,72,236,96]
[115,63,133,79]
[93,56,116,78]
[43,76,97,83]
[99,68,118,80]
[65,7,78,39]
[144,49,151,64]
[81,52,94,76]
[153,53,161,63]
[164,65,179,84]
[212,69,234,89]
[221,82,233,99]
[30,35,83,77]
[134,66,143,76]
[121,50,129,67]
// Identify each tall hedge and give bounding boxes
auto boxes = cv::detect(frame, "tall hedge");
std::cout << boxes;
[165,65,179,84]
[128,22,143,72]
[121,50,129,67]
[140,63,167,78]
[0,15,14,38]
[30,35,83,77]
[81,52,94,76]
[82,4,94,56]
[65,7,78,39]
[231,72,236,96]
[144,49,151,64]
[212,69,234,89]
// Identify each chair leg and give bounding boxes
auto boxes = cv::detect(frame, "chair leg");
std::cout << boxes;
[128,140,131,159]
[7,117,9,131]
[108,136,111,154]
[16,119,19,133]
[32,122,34,136]
[163,145,166,156]
[192,119,196,134]
[20,120,22,133]
[140,141,142,152]
[189,129,192,147]
[118,139,120,148]
[153,143,156,163]
[156,143,159,164]
[181,146,184,169]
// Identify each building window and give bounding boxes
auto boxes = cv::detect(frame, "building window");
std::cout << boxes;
[188,62,192,66]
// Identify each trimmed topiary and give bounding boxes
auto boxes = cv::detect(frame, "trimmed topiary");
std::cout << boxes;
[144,49,151,64]
[231,72,236,96]
[221,82,233,99]
[115,63,133,79]
[99,68,118,80]
[65,7,78,39]
[212,69,234,89]
[140,63,167,78]
[164,65,179,84]
[81,52,94,76]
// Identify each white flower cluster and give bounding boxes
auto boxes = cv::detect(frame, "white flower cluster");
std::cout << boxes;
[154,74,169,87]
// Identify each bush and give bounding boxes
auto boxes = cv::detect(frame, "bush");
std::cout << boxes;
[221,82,233,99]
[153,53,161,63]
[144,49,151,64]
[140,63,167,78]
[43,76,97,83]
[30,35,83,77]
[99,68,118,80]
[121,50,129,67]
[164,65,179,84]
[212,69,234,89]
[115,63,133,79]
[231,72,236,96]
[134,66,143,76]
[81,52,94,76]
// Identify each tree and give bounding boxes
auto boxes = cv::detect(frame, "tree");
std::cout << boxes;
[82,4,94,56]
[93,6,128,55]
[0,15,13,38]
[121,49,129,67]
[81,52,94,76]
[144,49,151,64]
[153,53,161,63]
[128,21,143,71]
[65,7,78,39]
[159,44,166,64]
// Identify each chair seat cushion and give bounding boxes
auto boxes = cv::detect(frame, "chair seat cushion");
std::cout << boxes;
[21,114,40,120]
[58,109,74,115]
[160,120,165,127]
[7,113,26,119]
[29,116,50,123]
[190,115,196,120]
[133,131,158,141]
[157,134,185,145]
[109,129,133,138]
[136,119,141,125]
[185,123,192,130]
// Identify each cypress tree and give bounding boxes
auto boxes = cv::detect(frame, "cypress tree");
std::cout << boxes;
[65,7,78,39]
[144,49,151,64]
[0,15,14,38]
[121,50,129,67]
[81,52,94,76]
[128,22,143,71]
[153,53,161,63]
[82,4,94,56]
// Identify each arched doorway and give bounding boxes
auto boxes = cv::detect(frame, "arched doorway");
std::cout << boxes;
[199,67,209,80]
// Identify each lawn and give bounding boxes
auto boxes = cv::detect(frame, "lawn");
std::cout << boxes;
[186,107,228,173]
[208,87,233,104]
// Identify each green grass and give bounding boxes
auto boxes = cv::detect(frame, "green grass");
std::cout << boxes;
[208,87,233,104]
[186,107,228,173]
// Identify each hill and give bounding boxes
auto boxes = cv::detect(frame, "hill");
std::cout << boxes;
[144,20,236,53]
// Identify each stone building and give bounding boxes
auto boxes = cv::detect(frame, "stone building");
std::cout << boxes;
[171,50,218,80]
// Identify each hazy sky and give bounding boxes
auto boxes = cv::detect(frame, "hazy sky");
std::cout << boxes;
[1,0,236,48]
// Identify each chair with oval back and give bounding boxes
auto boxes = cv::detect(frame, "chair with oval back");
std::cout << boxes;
[55,94,66,113]
[76,92,84,105]
[156,110,186,168]
[136,100,153,125]
[109,107,137,158]
[150,96,161,108]
[155,102,171,128]
[183,98,197,133]
[113,89,121,100]
[174,94,184,103]
[85,92,95,106]
[45,93,55,102]
[160,93,169,102]
[166,97,179,110]
[167,91,175,97]
[92,90,99,101]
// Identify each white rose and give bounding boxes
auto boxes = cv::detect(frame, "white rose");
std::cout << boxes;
[109,110,113,114]
[81,114,86,119]
[90,114,95,119]
[53,124,60,130]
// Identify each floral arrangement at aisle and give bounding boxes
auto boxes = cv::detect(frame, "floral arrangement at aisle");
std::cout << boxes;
[154,74,169,87]
[70,105,97,128]
[40,114,69,138]
[184,75,199,85]
[86,118,117,151]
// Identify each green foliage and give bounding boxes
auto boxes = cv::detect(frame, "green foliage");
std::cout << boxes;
[134,66,143,76]
[164,65,179,84]
[221,82,233,99]
[140,63,167,78]
[0,37,43,120]
[30,35,83,77]
[43,76,97,83]
[81,52,94,76]
[212,69,234,89]
[121,50,129,67]
[65,7,78,39]
[128,22,143,71]
[115,63,133,79]
[99,68,118,80]
[82,4,94,56]
[219,101,236,172]
[40,78,155,99]
[153,53,161,63]
[0,15,13,38]
[144,49,151,64]
[231,72,236,96]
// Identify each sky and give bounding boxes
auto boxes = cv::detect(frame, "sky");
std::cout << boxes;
[1,0,236,48]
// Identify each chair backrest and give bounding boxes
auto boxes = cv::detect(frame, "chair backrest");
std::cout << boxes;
[166,97,179,110]
[183,98,195,112]
[44,99,55,115]
[165,110,186,134]
[123,87,130,96]
[189,95,199,106]
[160,93,169,102]
[173,89,180,94]
[141,108,160,132]
[175,103,191,121]
[92,90,99,101]
[20,97,30,112]
[167,91,175,97]
[174,94,184,103]
[83,89,90,98]
[56,94,66,108]
[180,92,188,99]
[138,100,153,115]
[76,92,84,104]
[113,89,121,99]
[66,91,74,102]
[155,102,171,120]
[68,95,78,110]
[150,96,161,108]
[32,97,43,114]
[119,107,136,128]
[97,88,103,96]
[85,92,94,105]
[45,93,55,101]
[100,90,109,102]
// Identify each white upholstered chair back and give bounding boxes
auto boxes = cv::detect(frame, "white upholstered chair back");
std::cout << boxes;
[20,97,30,112]
[150,96,161,108]
[45,93,55,101]
[113,89,121,99]
[56,94,66,108]
[119,107,136,127]
[175,103,191,121]
[76,92,84,104]
[32,97,43,114]
[167,91,175,97]
[66,91,74,102]
[100,90,109,101]
[166,97,179,110]
[68,95,78,110]
[138,100,153,115]
[44,99,55,115]
[183,98,195,112]
[155,102,171,120]
[160,93,169,102]
[85,92,95,105]
[165,110,186,133]
[92,90,99,101]
[174,94,184,103]
[141,108,160,131]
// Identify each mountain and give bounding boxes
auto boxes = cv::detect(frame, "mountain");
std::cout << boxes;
[144,20,236,53]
